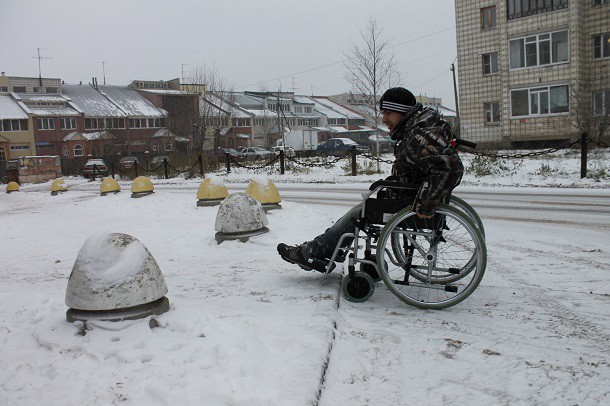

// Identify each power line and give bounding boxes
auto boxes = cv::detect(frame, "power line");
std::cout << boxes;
[235,26,455,90]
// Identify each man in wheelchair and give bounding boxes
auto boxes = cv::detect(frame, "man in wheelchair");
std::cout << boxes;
[277,87,464,273]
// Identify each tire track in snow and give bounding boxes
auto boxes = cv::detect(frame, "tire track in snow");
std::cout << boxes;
[492,240,610,351]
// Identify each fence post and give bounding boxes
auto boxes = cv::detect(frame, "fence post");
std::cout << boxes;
[134,160,139,178]
[198,154,204,176]
[111,162,115,178]
[163,159,169,179]
[581,132,588,179]
[225,153,231,173]
[280,150,285,175]
[92,164,98,180]
[351,146,357,176]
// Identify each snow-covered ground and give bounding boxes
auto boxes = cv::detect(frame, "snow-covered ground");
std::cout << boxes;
[1,149,609,405]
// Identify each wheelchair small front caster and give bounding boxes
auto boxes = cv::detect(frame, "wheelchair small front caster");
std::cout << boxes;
[342,271,375,303]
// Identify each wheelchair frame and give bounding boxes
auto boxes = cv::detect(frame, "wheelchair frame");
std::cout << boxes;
[322,181,487,309]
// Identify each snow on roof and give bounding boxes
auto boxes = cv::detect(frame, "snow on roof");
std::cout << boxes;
[63,131,114,141]
[312,97,364,119]
[152,129,174,138]
[27,105,80,117]
[138,89,194,95]
[14,93,68,103]
[0,95,28,119]
[292,96,315,105]
[298,96,348,120]
[99,86,167,117]
[329,126,349,133]
[62,85,126,118]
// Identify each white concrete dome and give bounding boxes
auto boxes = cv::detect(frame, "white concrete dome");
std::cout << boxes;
[65,232,168,311]
[215,193,268,234]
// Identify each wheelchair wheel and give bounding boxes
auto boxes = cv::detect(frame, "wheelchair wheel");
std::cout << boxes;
[377,204,486,309]
[342,271,375,303]
[449,195,485,239]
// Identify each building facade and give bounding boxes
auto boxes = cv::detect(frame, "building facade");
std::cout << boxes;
[455,0,610,146]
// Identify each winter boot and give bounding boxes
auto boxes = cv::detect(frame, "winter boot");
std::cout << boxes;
[277,243,335,273]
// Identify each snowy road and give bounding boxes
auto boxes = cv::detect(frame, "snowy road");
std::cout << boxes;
[1,180,609,405]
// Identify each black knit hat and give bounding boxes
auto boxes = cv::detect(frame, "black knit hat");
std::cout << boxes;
[379,87,416,113]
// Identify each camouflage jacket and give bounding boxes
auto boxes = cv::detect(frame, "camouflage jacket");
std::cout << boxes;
[389,105,463,216]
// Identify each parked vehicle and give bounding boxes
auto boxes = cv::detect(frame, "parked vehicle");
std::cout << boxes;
[316,138,369,157]
[118,156,140,170]
[271,145,296,157]
[239,147,274,160]
[83,159,109,178]
[151,155,170,165]
[278,130,319,151]
[220,148,242,161]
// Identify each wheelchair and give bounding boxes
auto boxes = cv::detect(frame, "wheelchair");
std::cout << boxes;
[321,180,487,309]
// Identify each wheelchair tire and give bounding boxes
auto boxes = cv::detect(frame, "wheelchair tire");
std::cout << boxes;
[342,271,375,303]
[449,195,485,239]
[377,204,486,309]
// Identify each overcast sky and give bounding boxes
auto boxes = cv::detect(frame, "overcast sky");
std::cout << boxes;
[1,0,458,108]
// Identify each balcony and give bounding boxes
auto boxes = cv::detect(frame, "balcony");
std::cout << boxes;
[507,0,568,20]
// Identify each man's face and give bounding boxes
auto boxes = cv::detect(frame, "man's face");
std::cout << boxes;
[381,110,405,132]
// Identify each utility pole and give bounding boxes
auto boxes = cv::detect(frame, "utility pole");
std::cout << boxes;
[450,62,460,131]
[102,61,107,85]
[32,48,51,87]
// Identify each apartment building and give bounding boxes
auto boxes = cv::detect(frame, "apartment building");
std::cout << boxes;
[455,0,610,146]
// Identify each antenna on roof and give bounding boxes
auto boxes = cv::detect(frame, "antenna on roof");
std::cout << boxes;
[181,63,191,83]
[32,48,51,87]
[102,61,107,85]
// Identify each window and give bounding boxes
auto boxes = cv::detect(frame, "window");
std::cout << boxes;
[507,0,568,20]
[482,52,499,74]
[232,118,250,127]
[165,141,173,152]
[73,144,83,157]
[593,90,610,116]
[10,145,30,150]
[593,33,610,59]
[12,86,26,93]
[107,118,125,129]
[484,102,501,123]
[0,147,5,161]
[593,0,608,5]
[2,119,27,131]
[152,142,159,152]
[510,30,568,69]
[0,86,8,92]
[85,118,102,130]
[60,118,77,130]
[46,87,58,93]
[33,87,39,93]
[481,6,496,29]
[510,85,569,117]
[37,118,55,130]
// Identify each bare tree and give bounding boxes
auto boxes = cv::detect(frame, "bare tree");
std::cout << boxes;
[187,63,235,153]
[344,17,402,170]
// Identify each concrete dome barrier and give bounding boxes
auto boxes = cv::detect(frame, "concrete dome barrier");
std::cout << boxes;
[100,177,121,196]
[131,176,154,198]
[197,177,228,206]
[214,193,269,243]
[51,179,68,195]
[245,178,282,211]
[65,232,169,322]
[6,181,19,193]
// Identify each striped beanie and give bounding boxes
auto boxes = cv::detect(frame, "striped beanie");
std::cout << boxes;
[379,87,416,113]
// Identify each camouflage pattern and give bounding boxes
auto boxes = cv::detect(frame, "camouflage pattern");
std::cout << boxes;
[390,106,463,216]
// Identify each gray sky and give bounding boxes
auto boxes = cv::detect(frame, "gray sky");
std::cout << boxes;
[1,0,458,108]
